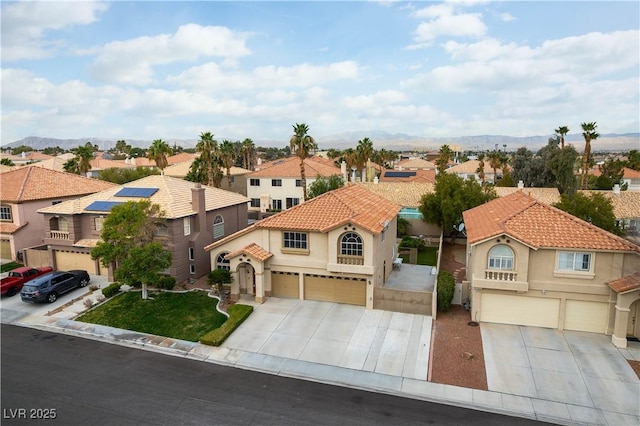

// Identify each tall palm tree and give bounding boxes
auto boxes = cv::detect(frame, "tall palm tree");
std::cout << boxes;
[341,148,357,181]
[487,150,502,184]
[289,123,317,201]
[240,138,256,171]
[196,132,219,187]
[435,144,453,174]
[147,139,173,173]
[356,137,374,181]
[555,126,570,149]
[65,143,94,175]
[580,122,599,189]
[476,153,486,185]
[219,140,235,188]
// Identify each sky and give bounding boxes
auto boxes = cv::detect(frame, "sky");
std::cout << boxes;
[2,0,639,147]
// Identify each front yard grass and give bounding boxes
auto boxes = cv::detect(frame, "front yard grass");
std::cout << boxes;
[1,262,23,273]
[400,247,438,266]
[76,290,228,342]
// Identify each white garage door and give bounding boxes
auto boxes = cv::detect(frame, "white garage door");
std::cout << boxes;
[480,293,560,328]
[304,275,366,306]
[564,300,608,333]
[55,251,102,275]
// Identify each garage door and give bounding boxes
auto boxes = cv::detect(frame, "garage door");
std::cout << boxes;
[271,271,299,298]
[0,239,11,259]
[55,251,102,275]
[304,275,366,306]
[480,293,560,328]
[564,300,608,333]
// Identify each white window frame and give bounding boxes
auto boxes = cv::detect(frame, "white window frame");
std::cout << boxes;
[188,247,195,261]
[341,232,363,257]
[189,264,196,275]
[213,215,225,239]
[487,245,514,270]
[272,199,282,210]
[94,216,104,232]
[283,231,308,250]
[557,251,592,273]
[183,217,191,236]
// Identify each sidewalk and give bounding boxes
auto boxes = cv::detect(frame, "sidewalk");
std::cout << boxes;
[11,287,640,426]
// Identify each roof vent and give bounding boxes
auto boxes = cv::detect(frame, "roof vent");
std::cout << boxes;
[517,180,524,189]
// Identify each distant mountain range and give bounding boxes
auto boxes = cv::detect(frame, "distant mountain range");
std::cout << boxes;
[3,132,638,153]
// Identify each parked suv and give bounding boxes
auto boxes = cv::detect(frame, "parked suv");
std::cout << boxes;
[20,270,90,304]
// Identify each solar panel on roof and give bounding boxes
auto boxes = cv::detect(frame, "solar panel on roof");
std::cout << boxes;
[384,171,416,178]
[85,201,124,211]
[115,187,159,197]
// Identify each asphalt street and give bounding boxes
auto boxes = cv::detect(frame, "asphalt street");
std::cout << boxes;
[1,325,546,426]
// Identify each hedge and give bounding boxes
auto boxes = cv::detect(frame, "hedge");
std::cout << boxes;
[437,271,456,312]
[102,282,122,298]
[199,304,254,346]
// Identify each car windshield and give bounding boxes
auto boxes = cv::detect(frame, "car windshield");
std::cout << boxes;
[22,285,38,292]
[8,272,21,278]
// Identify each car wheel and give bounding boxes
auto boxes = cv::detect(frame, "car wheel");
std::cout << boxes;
[47,293,57,303]
[80,278,89,287]
[7,287,17,297]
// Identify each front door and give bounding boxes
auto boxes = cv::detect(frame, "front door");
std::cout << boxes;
[627,300,640,338]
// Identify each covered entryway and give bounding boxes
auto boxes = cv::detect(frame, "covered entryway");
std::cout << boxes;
[55,251,103,275]
[628,300,640,338]
[237,263,255,295]
[304,274,366,306]
[564,300,608,333]
[607,272,640,348]
[271,271,299,299]
[480,293,560,328]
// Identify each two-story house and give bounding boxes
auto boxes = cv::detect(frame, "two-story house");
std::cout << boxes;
[462,190,640,348]
[0,167,116,261]
[164,160,251,196]
[38,175,250,284]
[205,184,401,308]
[446,160,498,184]
[246,156,342,213]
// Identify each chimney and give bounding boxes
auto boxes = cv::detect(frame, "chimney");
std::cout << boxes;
[613,184,621,194]
[374,176,379,184]
[517,180,524,189]
[191,183,206,233]
[341,161,347,181]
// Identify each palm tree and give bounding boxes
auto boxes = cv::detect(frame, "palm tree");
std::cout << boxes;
[476,153,486,185]
[356,137,374,181]
[240,138,256,171]
[219,140,235,188]
[487,150,502,184]
[65,143,94,175]
[196,132,219,187]
[580,122,599,189]
[341,148,357,181]
[555,126,570,149]
[147,139,173,173]
[435,145,453,174]
[289,123,317,201]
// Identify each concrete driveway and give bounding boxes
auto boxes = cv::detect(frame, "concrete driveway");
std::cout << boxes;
[481,323,640,424]
[222,298,433,380]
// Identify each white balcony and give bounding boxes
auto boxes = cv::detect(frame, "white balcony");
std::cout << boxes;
[48,230,70,240]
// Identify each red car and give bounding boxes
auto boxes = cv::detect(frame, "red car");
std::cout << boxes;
[0,266,54,297]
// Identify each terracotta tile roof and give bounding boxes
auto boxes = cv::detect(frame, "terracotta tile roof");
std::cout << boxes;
[590,167,640,179]
[37,174,249,219]
[89,158,131,170]
[446,160,496,175]
[494,187,561,205]
[356,182,434,207]
[225,243,273,261]
[29,156,70,172]
[249,156,341,178]
[0,167,116,202]
[579,190,640,219]
[255,184,400,234]
[463,190,640,253]
[0,164,16,173]
[164,160,249,179]
[607,272,640,294]
[74,239,101,248]
[380,169,435,183]
[167,152,197,165]
[0,222,28,234]
[397,158,436,170]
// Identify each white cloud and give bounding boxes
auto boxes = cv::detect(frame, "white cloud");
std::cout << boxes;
[86,24,253,85]
[413,13,487,45]
[1,1,108,61]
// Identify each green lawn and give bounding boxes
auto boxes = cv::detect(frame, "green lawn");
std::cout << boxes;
[400,247,438,266]
[1,262,23,273]
[76,291,228,342]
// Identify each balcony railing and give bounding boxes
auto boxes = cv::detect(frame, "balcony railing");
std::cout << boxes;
[485,270,517,281]
[337,255,364,266]
[48,230,70,240]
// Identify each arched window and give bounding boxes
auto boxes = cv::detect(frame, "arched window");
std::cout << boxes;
[213,215,225,239]
[488,245,514,270]
[216,252,230,270]
[341,232,363,257]
[154,224,168,237]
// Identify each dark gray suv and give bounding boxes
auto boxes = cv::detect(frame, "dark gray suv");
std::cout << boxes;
[20,270,90,303]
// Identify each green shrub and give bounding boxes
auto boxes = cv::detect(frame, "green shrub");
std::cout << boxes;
[154,275,176,290]
[102,282,122,298]
[437,271,456,312]
[200,304,253,346]
[400,235,426,250]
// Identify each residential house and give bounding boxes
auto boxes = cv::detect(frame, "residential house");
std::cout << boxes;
[0,167,116,261]
[246,156,342,213]
[0,151,55,166]
[38,175,250,284]
[462,190,640,348]
[493,185,561,205]
[205,184,400,308]
[30,153,76,172]
[395,158,436,171]
[379,169,435,184]
[589,167,640,192]
[445,160,499,184]
[579,188,640,242]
